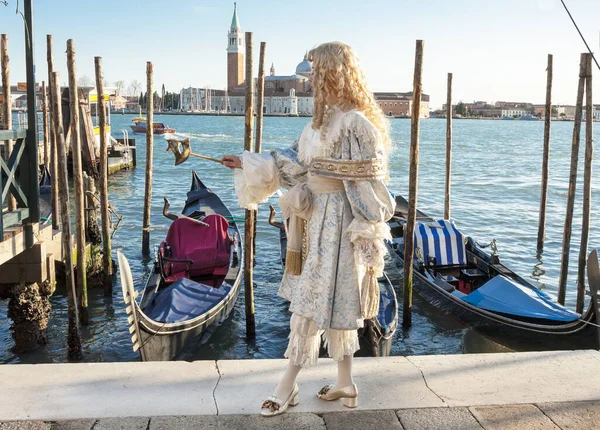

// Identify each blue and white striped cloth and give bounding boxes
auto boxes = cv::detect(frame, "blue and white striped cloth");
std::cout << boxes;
[414,220,466,266]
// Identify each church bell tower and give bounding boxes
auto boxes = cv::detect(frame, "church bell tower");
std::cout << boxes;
[227,3,244,91]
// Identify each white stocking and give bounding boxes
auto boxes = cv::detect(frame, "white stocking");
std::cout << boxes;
[273,359,302,400]
[333,354,354,390]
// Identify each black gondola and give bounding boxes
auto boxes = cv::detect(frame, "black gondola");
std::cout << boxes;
[118,171,242,361]
[387,195,599,349]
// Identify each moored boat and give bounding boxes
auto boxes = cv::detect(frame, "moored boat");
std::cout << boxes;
[118,171,242,361]
[130,118,175,135]
[387,195,599,349]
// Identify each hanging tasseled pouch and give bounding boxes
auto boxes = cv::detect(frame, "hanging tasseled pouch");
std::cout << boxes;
[360,267,380,320]
[285,249,303,276]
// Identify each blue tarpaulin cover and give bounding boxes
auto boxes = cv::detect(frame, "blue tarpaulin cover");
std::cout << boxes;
[461,275,581,322]
[377,284,395,331]
[144,277,231,323]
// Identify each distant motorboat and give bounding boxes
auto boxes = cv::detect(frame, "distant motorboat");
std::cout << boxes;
[130,117,176,135]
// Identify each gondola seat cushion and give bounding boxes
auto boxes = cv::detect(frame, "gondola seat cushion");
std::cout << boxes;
[144,277,232,323]
[162,215,231,281]
[414,219,466,266]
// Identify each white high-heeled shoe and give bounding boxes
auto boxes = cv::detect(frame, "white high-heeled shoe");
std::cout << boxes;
[260,383,299,417]
[317,383,358,408]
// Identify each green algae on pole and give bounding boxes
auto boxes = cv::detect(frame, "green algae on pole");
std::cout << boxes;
[94,56,113,296]
[403,40,424,329]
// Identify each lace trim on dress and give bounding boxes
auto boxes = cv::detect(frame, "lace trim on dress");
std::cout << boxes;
[233,151,279,210]
[322,329,360,362]
[284,314,321,368]
[346,219,390,277]
[353,238,386,277]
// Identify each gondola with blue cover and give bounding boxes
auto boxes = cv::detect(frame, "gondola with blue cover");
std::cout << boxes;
[388,195,599,349]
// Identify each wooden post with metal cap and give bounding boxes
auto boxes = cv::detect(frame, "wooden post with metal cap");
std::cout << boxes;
[403,40,424,329]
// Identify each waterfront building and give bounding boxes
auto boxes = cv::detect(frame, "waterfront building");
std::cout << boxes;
[496,101,533,118]
[465,101,502,118]
[109,94,127,111]
[374,92,430,118]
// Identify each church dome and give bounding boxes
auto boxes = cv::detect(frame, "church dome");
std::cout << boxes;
[295,52,312,76]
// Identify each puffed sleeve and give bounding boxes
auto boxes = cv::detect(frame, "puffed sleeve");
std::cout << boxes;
[234,139,309,210]
[341,112,396,276]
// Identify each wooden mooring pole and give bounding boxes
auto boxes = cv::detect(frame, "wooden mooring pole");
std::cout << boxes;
[94,57,113,296]
[244,31,256,338]
[67,39,88,325]
[51,71,82,360]
[577,53,593,313]
[255,41,266,153]
[1,34,16,211]
[444,72,452,220]
[403,40,424,329]
[42,80,49,168]
[142,62,154,256]
[537,54,553,253]
[557,53,586,305]
[47,35,59,229]
[252,41,266,257]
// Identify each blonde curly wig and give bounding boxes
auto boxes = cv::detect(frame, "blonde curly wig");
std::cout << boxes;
[308,41,391,153]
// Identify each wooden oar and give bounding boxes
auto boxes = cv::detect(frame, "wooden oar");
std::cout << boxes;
[188,152,223,164]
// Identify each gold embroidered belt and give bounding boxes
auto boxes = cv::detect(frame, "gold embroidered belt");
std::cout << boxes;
[309,157,386,181]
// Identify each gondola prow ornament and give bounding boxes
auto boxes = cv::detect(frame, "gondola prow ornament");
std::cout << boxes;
[165,134,224,166]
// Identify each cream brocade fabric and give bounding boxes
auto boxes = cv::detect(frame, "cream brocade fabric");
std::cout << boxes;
[233,108,395,367]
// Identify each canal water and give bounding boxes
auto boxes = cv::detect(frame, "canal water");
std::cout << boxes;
[2,115,599,363]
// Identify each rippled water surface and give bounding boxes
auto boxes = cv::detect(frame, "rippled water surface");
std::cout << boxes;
[2,115,599,363]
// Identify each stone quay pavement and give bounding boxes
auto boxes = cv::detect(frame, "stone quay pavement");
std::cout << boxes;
[1,350,599,429]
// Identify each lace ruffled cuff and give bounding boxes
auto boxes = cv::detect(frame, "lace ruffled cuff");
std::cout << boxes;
[346,219,390,277]
[345,219,392,243]
[233,151,279,210]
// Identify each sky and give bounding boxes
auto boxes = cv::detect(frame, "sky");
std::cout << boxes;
[1,0,600,109]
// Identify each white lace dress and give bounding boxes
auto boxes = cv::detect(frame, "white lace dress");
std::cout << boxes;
[234,107,395,366]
